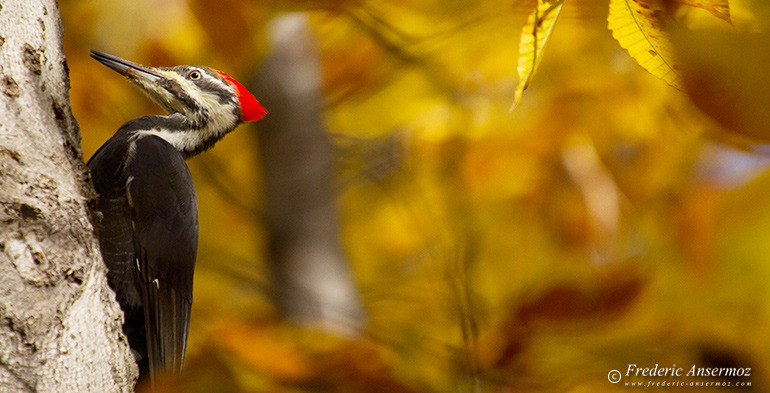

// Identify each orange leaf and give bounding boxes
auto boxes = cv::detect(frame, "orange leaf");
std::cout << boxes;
[674,28,770,141]
[213,320,314,381]
[315,343,418,393]
[519,270,646,322]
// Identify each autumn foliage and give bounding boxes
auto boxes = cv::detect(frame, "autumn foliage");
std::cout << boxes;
[61,0,768,391]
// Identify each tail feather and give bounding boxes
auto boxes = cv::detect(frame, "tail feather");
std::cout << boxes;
[140,274,191,384]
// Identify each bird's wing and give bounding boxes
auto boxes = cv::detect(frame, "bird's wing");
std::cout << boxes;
[126,134,198,383]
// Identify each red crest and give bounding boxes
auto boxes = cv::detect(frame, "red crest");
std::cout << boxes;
[216,71,267,122]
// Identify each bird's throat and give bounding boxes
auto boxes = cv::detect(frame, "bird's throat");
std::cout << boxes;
[135,112,237,159]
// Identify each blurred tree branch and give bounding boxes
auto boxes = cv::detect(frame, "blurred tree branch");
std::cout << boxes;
[251,13,366,334]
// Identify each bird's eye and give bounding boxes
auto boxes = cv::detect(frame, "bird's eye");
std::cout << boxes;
[188,70,202,80]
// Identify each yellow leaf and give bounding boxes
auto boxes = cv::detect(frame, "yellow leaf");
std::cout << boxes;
[513,0,565,108]
[608,0,684,90]
[676,0,731,23]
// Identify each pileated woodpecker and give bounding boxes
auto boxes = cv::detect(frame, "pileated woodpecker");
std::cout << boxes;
[87,50,266,384]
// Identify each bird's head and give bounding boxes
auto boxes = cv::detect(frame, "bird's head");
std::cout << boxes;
[90,50,266,130]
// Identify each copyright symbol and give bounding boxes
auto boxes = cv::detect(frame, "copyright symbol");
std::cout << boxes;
[608,370,622,383]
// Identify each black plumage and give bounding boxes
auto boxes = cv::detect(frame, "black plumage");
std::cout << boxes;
[88,121,197,381]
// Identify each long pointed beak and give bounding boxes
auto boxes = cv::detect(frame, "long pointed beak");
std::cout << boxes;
[90,50,164,83]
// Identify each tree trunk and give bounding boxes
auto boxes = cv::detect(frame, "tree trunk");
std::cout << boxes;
[0,1,137,391]
[252,14,366,334]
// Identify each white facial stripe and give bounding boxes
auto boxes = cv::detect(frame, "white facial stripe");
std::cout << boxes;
[136,128,198,152]
[134,106,238,154]
[129,67,241,154]
[164,70,236,116]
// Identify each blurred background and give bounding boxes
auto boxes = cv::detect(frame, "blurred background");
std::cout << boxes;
[61,0,770,391]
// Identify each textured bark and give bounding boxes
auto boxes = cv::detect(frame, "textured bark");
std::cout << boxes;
[252,14,366,334]
[0,0,137,391]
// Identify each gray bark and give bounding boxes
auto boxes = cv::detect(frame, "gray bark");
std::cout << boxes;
[252,14,366,334]
[0,0,137,391]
